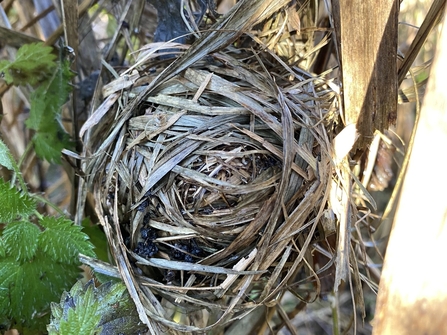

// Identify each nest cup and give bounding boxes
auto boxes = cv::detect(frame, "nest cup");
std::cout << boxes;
[85,39,335,331]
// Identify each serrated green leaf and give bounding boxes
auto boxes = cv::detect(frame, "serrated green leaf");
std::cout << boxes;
[0,238,5,258]
[0,59,14,83]
[38,216,95,264]
[32,130,69,164]
[0,179,36,222]
[0,251,80,331]
[0,138,16,171]
[49,301,63,325]
[78,288,103,334]
[1,43,56,86]
[48,280,146,335]
[95,281,146,335]
[59,284,102,335]
[26,61,74,129]
[0,315,11,333]
[26,84,53,129]
[0,259,17,316]
[25,59,74,163]
[14,43,56,68]
[2,221,40,262]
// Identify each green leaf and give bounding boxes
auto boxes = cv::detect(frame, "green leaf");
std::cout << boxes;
[0,314,11,334]
[95,281,145,335]
[0,60,14,83]
[0,179,36,222]
[82,218,109,262]
[0,43,56,86]
[48,280,146,335]
[0,238,6,258]
[2,221,40,262]
[32,130,70,163]
[25,59,74,163]
[0,251,80,331]
[0,216,95,332]
[26,61,73,128]
[0,259,17,316]
[38,216,95,264]
[0,138,16,171]
[59,284,102,335]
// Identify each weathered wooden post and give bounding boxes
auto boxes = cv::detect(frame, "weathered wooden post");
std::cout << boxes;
[373,4,447,334]
[332,0,398,149]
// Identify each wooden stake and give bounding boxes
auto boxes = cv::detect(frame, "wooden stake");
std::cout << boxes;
[332,0,398,149]
[373,4,447,334]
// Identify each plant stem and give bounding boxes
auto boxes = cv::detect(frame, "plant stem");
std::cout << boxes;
[13,140,34,192]
[330,290,340,335]
[32,194,66,216]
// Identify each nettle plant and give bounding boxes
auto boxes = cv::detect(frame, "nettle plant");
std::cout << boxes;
[0,43,144,335]
[0,43,100,334]
[0,42,73,162]
[0,172,95,332]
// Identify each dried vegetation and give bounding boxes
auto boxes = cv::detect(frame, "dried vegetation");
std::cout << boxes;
[0,0,439,333]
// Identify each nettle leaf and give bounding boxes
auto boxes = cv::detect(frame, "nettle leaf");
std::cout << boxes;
[0,60,13,83]
[59,284,102,335]
[0,251,80,331]
[0,215,96,332]
[95,282,145,335]
[25,59,74,163]
[14,42,56,69]
[0,43,56,86]
[48,280,146,335]
[33,130,70,164]
[3,221,40,262]
[0,238,6,258]
[0,179,36,222]
[0,138,16,171]
[27,61,73,127]
[38,216,95,264]
[0,259,17,316]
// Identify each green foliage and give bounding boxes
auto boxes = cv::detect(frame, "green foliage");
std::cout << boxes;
[3,221,40,262]
[0,237,5,258]
[0,180,96,332]
[48,280,147,335]
[82,218,109,262]
[54,282,102,335]
[0,138,17,171]
[0,42,56,86]
[38,216,95,264]
[0,42,118,334]
[0,178,36,222]
[0,252,80,332]
[1,42,74,163]
[26,59,74,163]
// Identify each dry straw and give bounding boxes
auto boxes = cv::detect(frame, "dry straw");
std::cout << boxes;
[81,0,342,332]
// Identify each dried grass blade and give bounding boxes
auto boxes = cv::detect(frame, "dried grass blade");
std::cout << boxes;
[214,248,258,298]
[133,255,266,275]
[333,164,352,291]
[80,93,119,138]
[235,126,309,180]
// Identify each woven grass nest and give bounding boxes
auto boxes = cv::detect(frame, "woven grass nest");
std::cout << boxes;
[83,1,338,332]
